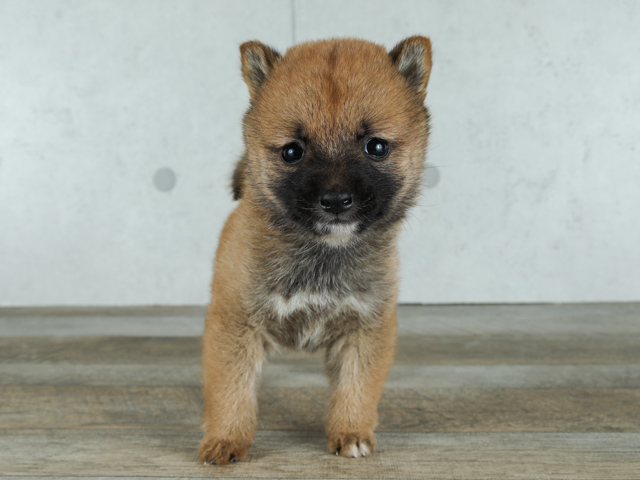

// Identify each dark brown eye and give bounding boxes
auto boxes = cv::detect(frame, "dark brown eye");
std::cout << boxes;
[281,142,305,164]
[364,137,390,160]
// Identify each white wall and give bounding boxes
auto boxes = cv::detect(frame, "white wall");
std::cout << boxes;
[1,0,639,306]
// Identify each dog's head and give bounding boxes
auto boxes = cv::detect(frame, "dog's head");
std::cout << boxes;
[237,37,432,245]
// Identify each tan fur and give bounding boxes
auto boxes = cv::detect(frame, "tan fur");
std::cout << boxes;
[200,36,432,465]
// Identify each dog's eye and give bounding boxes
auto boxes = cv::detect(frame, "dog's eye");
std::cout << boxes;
[364,137,390,160]
[281,142,305,164]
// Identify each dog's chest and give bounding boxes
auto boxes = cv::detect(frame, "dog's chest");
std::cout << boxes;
[261,288,378,350]
[251,244,385,350]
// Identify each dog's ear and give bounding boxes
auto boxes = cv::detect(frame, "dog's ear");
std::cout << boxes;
[389,36,432,100]
[240,41,282,101]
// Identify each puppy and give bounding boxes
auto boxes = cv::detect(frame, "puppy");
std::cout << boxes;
[200,36,432,464]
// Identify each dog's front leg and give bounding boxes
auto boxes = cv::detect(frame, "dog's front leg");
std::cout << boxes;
[199,308,266,465]
[324,309,397,458]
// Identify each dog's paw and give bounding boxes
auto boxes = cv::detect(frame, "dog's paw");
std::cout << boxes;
[328,432,376,458]
[199,437,251,465]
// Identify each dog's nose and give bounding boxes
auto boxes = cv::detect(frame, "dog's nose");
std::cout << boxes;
[319,192,353,214]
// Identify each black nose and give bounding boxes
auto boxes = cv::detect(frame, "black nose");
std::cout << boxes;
[319,192,353,214]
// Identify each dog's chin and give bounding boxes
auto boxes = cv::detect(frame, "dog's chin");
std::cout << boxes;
[314,222,359,247]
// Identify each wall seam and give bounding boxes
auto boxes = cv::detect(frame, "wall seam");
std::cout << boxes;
[291,0,297,45]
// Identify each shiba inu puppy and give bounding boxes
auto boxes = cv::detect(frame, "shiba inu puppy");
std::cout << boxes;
[200,36,432,464]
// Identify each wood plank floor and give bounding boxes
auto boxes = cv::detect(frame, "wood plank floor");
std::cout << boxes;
[1,304,639,479]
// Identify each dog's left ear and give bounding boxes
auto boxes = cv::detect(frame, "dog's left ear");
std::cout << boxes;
[240,41,282,101]
[389,36,433,100]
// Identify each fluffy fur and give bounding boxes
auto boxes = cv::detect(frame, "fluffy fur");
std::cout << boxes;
[200,36,432,465]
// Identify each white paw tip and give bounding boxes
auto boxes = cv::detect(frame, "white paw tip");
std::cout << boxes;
[359,443,370,456]
[345,444,360,458]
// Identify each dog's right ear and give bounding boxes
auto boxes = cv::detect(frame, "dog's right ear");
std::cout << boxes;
[240,41,282,101]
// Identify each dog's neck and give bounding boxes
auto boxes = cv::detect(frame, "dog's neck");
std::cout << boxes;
[255,222,397,296]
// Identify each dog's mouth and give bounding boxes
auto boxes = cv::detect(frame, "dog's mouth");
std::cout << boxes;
[283,193,381,242]
[272,177,389,240]
[314,221,359,246]
[315,221,358,236]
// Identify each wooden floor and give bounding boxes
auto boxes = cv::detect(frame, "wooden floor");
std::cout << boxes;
[1,304,639,479]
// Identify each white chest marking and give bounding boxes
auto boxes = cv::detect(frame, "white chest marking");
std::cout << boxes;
[267,290,375,320]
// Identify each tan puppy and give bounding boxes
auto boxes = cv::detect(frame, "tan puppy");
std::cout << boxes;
[200,36,432,465]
